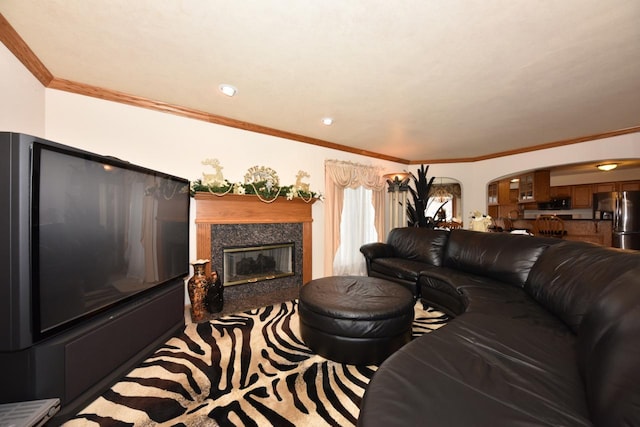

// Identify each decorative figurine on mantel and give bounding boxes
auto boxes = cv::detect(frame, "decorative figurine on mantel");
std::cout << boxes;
[295,170,310,193]
[201,158,225,186]
[190,161,323,203]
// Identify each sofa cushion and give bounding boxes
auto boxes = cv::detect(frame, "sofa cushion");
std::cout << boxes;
[419,266,507,316]
[443,229,558,287]
[359,309,590,427]
[370,258,441,283]
[385,227,449,266]
[576,269,640,427]
[524,241,640,333]
[459,284,583,332]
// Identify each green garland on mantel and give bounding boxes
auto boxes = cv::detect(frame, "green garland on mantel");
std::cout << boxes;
[190,179,322,203]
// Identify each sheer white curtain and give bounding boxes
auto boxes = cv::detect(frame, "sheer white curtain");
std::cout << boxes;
[333,186,378,275]
[324,160,386,275]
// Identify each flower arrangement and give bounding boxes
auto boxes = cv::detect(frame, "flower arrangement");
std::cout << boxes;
[469,210,492,232]
[191,160,322,203]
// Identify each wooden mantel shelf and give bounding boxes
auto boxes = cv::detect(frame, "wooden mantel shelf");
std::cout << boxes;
[194,192,316,224]
[194,192,317,282]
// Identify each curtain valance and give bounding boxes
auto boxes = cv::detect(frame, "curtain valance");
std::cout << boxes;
[325,159,386,190]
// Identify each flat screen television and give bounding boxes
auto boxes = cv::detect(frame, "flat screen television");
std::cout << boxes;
[0,132,190,351]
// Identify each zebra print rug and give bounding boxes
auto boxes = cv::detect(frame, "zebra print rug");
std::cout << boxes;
[64,299,447,426]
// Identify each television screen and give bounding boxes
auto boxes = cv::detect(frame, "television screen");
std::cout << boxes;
[32,143,190,338]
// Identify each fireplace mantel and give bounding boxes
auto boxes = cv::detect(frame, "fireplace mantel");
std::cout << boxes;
[194,192,317,283]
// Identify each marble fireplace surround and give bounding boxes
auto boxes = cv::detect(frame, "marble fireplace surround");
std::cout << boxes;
[194,193,316,287]
[212,223,301,288]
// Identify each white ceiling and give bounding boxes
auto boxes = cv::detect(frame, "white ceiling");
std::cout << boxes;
[1,1,639,163]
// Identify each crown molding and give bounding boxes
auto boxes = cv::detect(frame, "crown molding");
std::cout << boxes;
[46,77,409,164]
[0,13,53,86]
[409,126,640,165]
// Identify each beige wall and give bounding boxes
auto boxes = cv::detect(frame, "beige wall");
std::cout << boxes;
[0,43,45,135]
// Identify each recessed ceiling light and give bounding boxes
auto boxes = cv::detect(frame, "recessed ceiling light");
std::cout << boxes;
[597,163,618,171]
[219,84,237,97]
[322,117,333,125]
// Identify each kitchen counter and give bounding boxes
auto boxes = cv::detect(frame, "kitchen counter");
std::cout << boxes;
[523,208,593,220]
[493,218,612,247]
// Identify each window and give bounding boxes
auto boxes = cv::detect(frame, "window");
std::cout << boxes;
[332,186,378,275]
[324,159,385,276]
[426,197,453,221]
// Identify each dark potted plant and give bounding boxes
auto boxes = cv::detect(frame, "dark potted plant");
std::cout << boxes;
[406,164,448,228]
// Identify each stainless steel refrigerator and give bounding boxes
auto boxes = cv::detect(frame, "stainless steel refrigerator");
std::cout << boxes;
[593,191,640,250]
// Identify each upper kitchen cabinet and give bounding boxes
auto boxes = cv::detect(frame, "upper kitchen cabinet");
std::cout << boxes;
[593,182,617,193]
[619,180,640,191]
[550,185,571,198]
[593,180,640,193]
[487,182,498,205]
[572,184,593,208]
[518,170,550,203]
[488,180,511,205]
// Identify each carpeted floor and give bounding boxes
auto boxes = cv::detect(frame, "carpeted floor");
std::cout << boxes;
[64,300,447,426]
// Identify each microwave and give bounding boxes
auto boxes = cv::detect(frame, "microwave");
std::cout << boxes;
[539,197,571,210]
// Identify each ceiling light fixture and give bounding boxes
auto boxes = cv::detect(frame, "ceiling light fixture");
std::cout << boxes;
[219,84,237,97]
[321,117,334,125]
[432,177,452,203]
[597,163,618,171]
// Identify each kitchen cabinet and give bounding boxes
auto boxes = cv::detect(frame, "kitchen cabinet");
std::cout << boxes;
[593,182,617,193]
[487,182,498,205]
[550,186,571,198]
[592,180,640,194]
[572,184,593,208]
[619,180,640,191]
[518,170,550,203]
[499,180,511,204]
[488,180,511,205]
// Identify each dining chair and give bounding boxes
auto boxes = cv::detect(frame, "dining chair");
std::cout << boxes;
[535,215,566,238]
[436,221,463,230]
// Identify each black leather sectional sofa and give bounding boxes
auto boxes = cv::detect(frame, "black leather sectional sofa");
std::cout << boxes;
[358,228,640,427]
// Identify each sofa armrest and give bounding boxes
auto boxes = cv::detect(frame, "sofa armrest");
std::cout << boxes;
[360,242,395,260]
[419,268,461,295]
[360,243,395,277]
[418,268,469,316]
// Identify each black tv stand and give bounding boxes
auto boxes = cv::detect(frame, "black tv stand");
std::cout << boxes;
[0,280,185,424]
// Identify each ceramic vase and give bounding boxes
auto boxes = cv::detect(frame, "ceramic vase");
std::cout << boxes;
[188,260,209,322]
[205,270,224,314]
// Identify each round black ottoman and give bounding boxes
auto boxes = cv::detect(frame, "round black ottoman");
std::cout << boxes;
[298,276,414,365]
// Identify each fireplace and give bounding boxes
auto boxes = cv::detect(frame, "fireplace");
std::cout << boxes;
[211,223,302,289]
[194,193,316,284]
[194,193,316,315]
[223,242,295,286]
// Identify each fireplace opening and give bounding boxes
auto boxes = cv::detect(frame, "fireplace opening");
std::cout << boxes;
[223,242,295,286]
